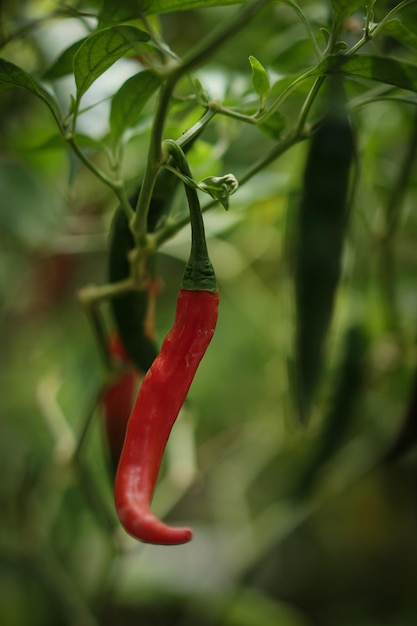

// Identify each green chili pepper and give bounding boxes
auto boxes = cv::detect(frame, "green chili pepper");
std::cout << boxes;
[294,79,356,422]
[108,207,160,373]
[293,325,367,497]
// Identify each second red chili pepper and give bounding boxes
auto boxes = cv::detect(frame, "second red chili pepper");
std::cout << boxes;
[102,333,139,475]
[114,140,219,545]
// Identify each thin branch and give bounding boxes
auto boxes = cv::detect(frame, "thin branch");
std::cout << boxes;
[154,128,310,248]
[177,0,271,77]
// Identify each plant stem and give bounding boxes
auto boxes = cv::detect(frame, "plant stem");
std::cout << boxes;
[177,107,217,148]
[178,0,270,76]
[78,278,136,371]
[164,139,217,291]
[66,134,134,220]
[164,139,209,259]
[369,0,416,39]
[240,128,310,184]
[285,0,322,61]
[66,134,112,187]
[155,128,310,248]
[295,75,326,135]
[256,68,319,125]
[78,278,135,305]
[132,0,271,246]
[132,74,176,246]
[347,0,416,56]
[73,386,103,462]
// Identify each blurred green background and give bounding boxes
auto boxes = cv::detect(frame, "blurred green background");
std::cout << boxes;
[1,1,417,625]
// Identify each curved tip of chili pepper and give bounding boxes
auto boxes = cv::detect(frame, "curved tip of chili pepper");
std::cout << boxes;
[117,505,193,545]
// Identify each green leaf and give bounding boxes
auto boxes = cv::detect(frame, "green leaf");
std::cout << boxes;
[140,0,243,15]
[110,70,161,142]
[262,55,417,130]
[98,0,142,25]
[0,59,61,124]
[43,38,87,81]
[98,0,244,21]
[330,0,366,24]
[73,25,150,100]
[249,55,270,107]
[0,161,62,247]
[323,54,417,93]
[382,19,417,52]
[29,132,104,152]
[259,110,287,140]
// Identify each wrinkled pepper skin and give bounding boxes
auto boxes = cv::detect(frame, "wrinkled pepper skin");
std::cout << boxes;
[114,290,219,545]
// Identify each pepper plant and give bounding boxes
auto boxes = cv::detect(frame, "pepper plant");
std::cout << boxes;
[1,1,417,625]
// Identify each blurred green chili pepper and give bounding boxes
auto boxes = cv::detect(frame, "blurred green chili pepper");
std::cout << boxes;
[294,79,356,422]
[293,325,367,497]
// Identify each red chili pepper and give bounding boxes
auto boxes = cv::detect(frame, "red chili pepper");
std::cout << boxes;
[102,333,139,474]
[114,141,218,545]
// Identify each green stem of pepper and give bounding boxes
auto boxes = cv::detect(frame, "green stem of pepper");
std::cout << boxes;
[164,139,217,293]
[132,0,270,247]
[133,75,177,247]
[154,129,310,249]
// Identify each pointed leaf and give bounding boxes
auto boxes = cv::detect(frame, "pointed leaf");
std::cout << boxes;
[43,38,87,81]
[140,0,244,15]
[29,132,105,152]
[249,55,270,107]
[0,59,61,124]
[323,54,417,93]
[382,19,417,52]
[74,25,150,100]
[98,0,143,25]
[110,70,161,141]
[330,0,367,24]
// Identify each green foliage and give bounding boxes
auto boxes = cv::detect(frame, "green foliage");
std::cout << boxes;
[249,55,270,109]
[322,53,417,92]
[109,70,161,142]
[330,0,369,25]
[73,25,150,100]
[1,0,417,624]
[382,18,417,51]
[98,0,247,23]
[140,0,245,15]
[42,38,87,81]
[0,59,61,123]
[220,588,309,626]
[98,0,144,25]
